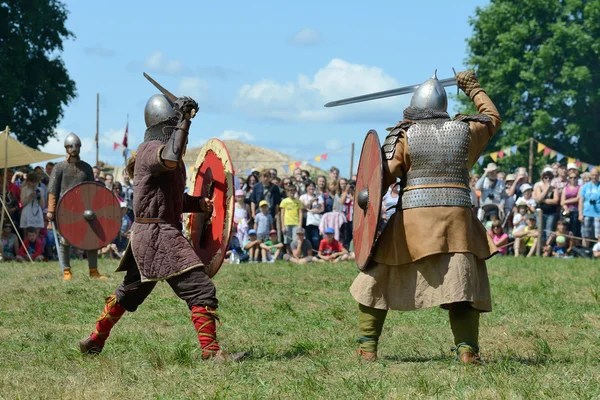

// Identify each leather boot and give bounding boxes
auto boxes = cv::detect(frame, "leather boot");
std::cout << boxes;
[79,336,103,354]
[202,349,248,363]
[356,347,377,362]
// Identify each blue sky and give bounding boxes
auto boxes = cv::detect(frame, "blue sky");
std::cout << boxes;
[42,0,489,177]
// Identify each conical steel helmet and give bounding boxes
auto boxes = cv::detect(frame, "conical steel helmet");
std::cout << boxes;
[144,94,176,128]
[409,70,448,111]
[64,132,82,148]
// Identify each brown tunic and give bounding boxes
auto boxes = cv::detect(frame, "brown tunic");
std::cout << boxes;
[116,141,205,282]
[350,90,501,312]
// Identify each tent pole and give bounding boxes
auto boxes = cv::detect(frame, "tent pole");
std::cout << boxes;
[0,126,9,236]
[0,195,33,262]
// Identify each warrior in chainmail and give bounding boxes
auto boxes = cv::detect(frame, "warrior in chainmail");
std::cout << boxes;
[79,94,246,362]
[351,70,502,364]
[47,133,106,280]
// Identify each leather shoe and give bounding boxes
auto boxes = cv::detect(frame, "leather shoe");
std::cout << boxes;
[356,347,377,361]
[79,336,103,354]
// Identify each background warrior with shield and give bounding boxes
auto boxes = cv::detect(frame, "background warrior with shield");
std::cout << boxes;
[79,75,244,361]
[336,70,501,363]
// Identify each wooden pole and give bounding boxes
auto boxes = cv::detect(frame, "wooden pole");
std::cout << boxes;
[349,142,355,178]
[0,126,9,236]
[96,93,99,166]
[528,137,534,183]
[536,208,543,256]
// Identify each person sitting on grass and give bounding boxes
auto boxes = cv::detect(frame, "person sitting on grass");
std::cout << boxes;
[317,227,351,263]
[260,229,283,263]
[224,225,249,263]
[552,235,571,258]
[1,223,19,262]
[15,227,45,262]
[592,234,600,258]
[488,220,508,255]
[243,229,262,262]
[513,215,538,257]
[283,228,314,264]
[543,219,573,258]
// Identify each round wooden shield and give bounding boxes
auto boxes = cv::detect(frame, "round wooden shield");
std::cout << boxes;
[353,130,384,270]
[185,139,234,278]
[56,182,121,250]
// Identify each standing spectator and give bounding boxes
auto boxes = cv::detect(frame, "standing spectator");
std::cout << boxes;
[561,171,581,241]
[567,163,583,186]
[0,169,21,223]
[503,174,516,219]
[534,167,560,242]
[33,166,48,202]
[269,168,278,178]
[316,176,327,195]
[338,178,349,195]
[342,182,355,250]
[283,228,314,264]
[244,174,258,205]
[329,166,340,183]
[260,229,283,262]
[250,170,281,219]
[516,184,536,213]
[578,167,600,247]
[280,184,303,250]
[92,166,105,186]
[1,223,18,261]
[112,182,125,205]
[115,204,131,253]
[16,227,45,262]
[497,171,506,182]
[44,162,55,185]
[19,172,45,236]
[299,181,324,251]
[317,228,351,262]
[581,172,591,184]
[328,180,343,212]
[551,164,568,196]
[551,162,560,176]
[381,183,400,226]
[488,220,508,255]
[476,163,506,221]
[293,168,307,196]
[301,170,311,182]
[234,190,250,244]
[121,170,134,221]
[255,200,274,242]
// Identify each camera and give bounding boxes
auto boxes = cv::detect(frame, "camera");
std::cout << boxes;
[487,194,495,200]
[35,188,41,200]
[591,199,597,205]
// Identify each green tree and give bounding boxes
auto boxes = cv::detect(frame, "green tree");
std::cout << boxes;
[0,0,76,148]
[459,0,600,176]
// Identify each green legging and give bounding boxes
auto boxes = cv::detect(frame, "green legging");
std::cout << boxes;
[357,302,480,353]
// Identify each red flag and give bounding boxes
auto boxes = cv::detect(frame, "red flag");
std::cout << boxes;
[497,150,505,159]
[295,161,302,168]
[113,142,120,151]
[122,122,129,148]
[321,153,328,161]
[576,160,582,167]
[543,147,552,156]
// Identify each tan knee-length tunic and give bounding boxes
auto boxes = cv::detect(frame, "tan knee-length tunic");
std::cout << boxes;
[350,90,501,312]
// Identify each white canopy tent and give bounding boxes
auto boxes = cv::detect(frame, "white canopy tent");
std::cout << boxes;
[0,126,63,262]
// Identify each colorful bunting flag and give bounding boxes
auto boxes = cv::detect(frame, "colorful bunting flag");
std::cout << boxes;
[511,145,517,154]
[122,121,129,148]
[302,161,308,167]
[556,153,564,162]
[589,165,594,172]
[576,160,582,167]
[281,164,288,173]
[295,162,302,168]
[543,147,552,156]
[478,156,484,166]
[537,143,546,153]
[504,147,511,156]
[490,152,498,162]
[550,150,557,158]
[581,162,589,171]
[314,155,322,163]
[321,153,328,161]
[289,163,295,171]
[113,142,120,151]
[497,150,505,159]
[246,169,252,176]
[568,157,576,164]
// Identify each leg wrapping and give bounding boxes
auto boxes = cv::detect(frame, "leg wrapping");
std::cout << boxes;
[191,305,221,353]
[357,303,388,352]
[449,302,480,356]
[90,294,126,346]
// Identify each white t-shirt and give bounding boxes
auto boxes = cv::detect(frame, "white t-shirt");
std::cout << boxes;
[300,193,324,226]
[593,242,600,253]
[516,196,537,209]
[512,213,527,232]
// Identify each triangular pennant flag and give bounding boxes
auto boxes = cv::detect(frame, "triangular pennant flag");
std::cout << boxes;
[314,155,322,163]
[478,156,484,166]
[568,157,576,164]
[537,142,546,153]
[504,147,511,156]
[321,153,328,161]
[122,121,129,148]
[576,160,582,167]
[589,165,594,172]
[497,150,505,159]
[281,164,288,173]
[490,152,498,162]
[556,153,564,162]
[246,169,252,176]
[289,163,295,171]
[295,161,302,168]
[543,147,552,156]
[550,150,557,158]
[188,166,194,173]
[511,145,517,154]
[581,162,588,171]
[301,161,308,167]
[113,142,120,151]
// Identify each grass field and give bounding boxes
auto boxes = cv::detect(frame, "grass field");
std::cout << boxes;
[0,257,599,399]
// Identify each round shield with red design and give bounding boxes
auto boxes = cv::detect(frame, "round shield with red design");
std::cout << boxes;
[353,130,384,270]
[56,182,121,250]
[185,138,234,278]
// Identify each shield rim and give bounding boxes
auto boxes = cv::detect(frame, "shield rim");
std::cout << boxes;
[185,138,234,278]
[56,181,121,250]
[353,130,383,270]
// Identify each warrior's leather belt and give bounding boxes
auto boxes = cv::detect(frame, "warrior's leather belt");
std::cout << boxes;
[403,183,470,192]
[135,217,173,224]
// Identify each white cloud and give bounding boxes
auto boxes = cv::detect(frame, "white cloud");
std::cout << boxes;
[324,139,342,151]
[234,58,408,123]
[145,51,187,75]
[288,28,322,46]
[177,77,209,103]
[219,130,254,141]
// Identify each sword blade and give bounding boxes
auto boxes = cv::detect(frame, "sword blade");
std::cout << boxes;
[324,77,457,108]
[51,221,65,272]
[143,72,178,103]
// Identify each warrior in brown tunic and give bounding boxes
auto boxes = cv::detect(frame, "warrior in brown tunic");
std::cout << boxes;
[79,93,244,361]
[351,71,501,363]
